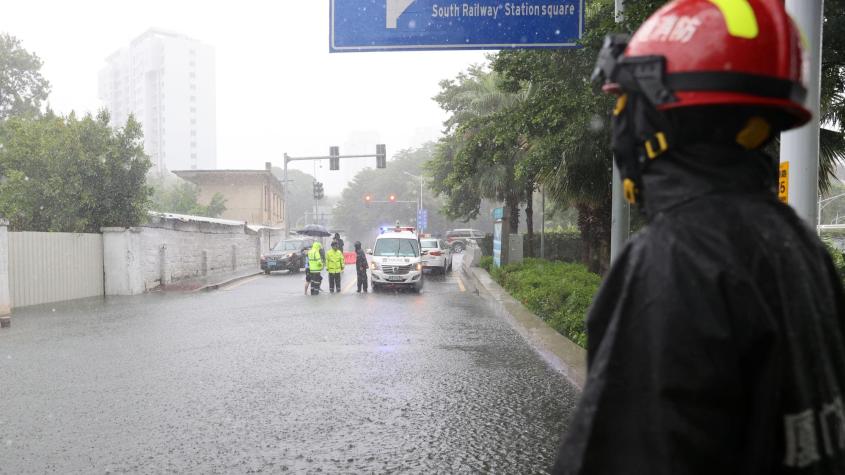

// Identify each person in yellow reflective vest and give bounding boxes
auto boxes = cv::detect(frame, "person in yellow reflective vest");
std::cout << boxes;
[326,241,345,293]
[305,242,326,295]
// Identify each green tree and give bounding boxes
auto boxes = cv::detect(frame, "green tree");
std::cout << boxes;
[0,33,50,120]
[149,178,227,219]
[0,110,151,232]
[426,66,536,250]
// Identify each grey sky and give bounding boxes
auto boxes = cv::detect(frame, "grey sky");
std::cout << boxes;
[1,0,487,193]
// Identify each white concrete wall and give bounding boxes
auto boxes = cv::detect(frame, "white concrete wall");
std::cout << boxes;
[8,231,104,308]
[0,224,10,316]
[104,217,262,295]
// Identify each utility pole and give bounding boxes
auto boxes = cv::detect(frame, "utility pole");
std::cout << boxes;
[609,0,630,264]
[540,186,545,259]
[781,0,824,229]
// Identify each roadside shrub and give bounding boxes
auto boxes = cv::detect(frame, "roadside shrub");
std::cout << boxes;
[488,258,600,347]
[824,239,845,284]
[479,255,493,271]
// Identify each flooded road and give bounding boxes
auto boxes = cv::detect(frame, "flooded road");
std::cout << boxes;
[0,261,579,473]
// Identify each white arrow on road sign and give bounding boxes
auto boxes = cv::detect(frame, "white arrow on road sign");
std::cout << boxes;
[386,0,415,29]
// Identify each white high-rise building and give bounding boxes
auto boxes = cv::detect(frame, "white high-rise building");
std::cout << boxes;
[99,29,216,172]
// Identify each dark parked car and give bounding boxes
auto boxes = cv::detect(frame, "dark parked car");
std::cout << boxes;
[261,239,314,274]
[445,229,484,253]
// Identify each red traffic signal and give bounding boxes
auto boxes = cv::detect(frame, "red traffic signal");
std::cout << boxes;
[388,194,396,202]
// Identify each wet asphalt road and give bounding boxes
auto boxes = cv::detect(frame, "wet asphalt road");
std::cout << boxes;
[0,258,579,473]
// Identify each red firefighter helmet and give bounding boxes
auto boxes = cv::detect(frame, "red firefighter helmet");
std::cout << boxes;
[602,0,811,129]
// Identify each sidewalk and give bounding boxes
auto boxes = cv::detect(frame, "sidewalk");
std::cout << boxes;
[156,269,263,292]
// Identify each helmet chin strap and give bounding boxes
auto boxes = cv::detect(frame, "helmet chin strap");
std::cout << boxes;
[611,90,675,205]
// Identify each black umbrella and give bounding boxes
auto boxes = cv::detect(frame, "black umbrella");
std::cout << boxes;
[295,224,332,237]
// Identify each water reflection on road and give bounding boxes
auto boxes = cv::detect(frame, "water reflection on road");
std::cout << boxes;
[0,262,579,473]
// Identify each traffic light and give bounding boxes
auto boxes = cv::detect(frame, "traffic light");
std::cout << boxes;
[364,194,372,206]
[376,144,386,169]
[330,146,340,171]
[388,194,396,203]
[313,182,325,200]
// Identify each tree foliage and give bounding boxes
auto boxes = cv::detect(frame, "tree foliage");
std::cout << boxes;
[150,178,227,219]
[0,33,50,120]
[0,111,152,232]
[426,65,535,241]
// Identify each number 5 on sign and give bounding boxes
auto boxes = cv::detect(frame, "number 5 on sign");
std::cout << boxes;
[779,161,789,203]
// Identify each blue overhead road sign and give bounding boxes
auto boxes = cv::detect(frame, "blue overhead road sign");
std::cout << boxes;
[330,0,584,52]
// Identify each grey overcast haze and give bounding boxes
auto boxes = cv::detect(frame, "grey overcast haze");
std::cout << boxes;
[0,0,487,193]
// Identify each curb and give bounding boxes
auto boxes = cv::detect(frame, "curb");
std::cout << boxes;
[194,271,263,292]
[461,263,587,390]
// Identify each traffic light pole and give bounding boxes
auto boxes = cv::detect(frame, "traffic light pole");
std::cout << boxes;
[283,146,386,238]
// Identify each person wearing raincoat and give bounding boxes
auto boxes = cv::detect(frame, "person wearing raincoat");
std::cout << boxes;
[305,242,326,295]
[555,1,845,473]
[326,241,345,293]
[354,241,368,293]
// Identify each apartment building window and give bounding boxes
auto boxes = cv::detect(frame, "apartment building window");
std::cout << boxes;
[190,95,196,102]
[190,118,196,125]
[190,84,196,91]
[190,130,197,137]
[190,107,196,113]
[190,141,197,148]
[189,72,195,79]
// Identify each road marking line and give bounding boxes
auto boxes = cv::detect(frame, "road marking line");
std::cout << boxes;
[342,278,356,294]
[457,276,466,292]
[222,275,263,291]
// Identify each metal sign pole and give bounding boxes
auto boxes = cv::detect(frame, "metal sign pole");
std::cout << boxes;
[781,0,824,228]
[609,0,630,264]
[284,154,290,238]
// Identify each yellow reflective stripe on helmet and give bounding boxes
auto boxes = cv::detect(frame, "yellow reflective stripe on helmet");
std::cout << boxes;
[709,0,759,39]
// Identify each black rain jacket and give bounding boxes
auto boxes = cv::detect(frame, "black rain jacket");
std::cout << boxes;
[554,144,845,474]
[356,248,368,271]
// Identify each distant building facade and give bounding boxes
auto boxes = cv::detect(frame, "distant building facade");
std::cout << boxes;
[99,28,216,173]
[174,164,284,227]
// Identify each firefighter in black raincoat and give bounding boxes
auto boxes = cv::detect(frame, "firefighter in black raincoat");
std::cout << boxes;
[354,241,369,293]
[554,0,845,473]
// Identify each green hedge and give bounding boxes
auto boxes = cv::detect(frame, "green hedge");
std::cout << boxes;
[488,258,600,347]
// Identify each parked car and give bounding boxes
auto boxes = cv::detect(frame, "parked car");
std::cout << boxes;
[420,238,452,274]
[445,228,484,253]
[369,229,423,293]
[261,238,314,274]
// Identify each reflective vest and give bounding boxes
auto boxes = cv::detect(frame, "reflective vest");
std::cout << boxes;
[308,247,324,272]
[326,249,344,273]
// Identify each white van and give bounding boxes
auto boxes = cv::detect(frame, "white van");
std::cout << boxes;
[369,230,423,293]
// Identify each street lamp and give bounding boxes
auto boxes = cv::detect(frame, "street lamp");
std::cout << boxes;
[403,171,424,230]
